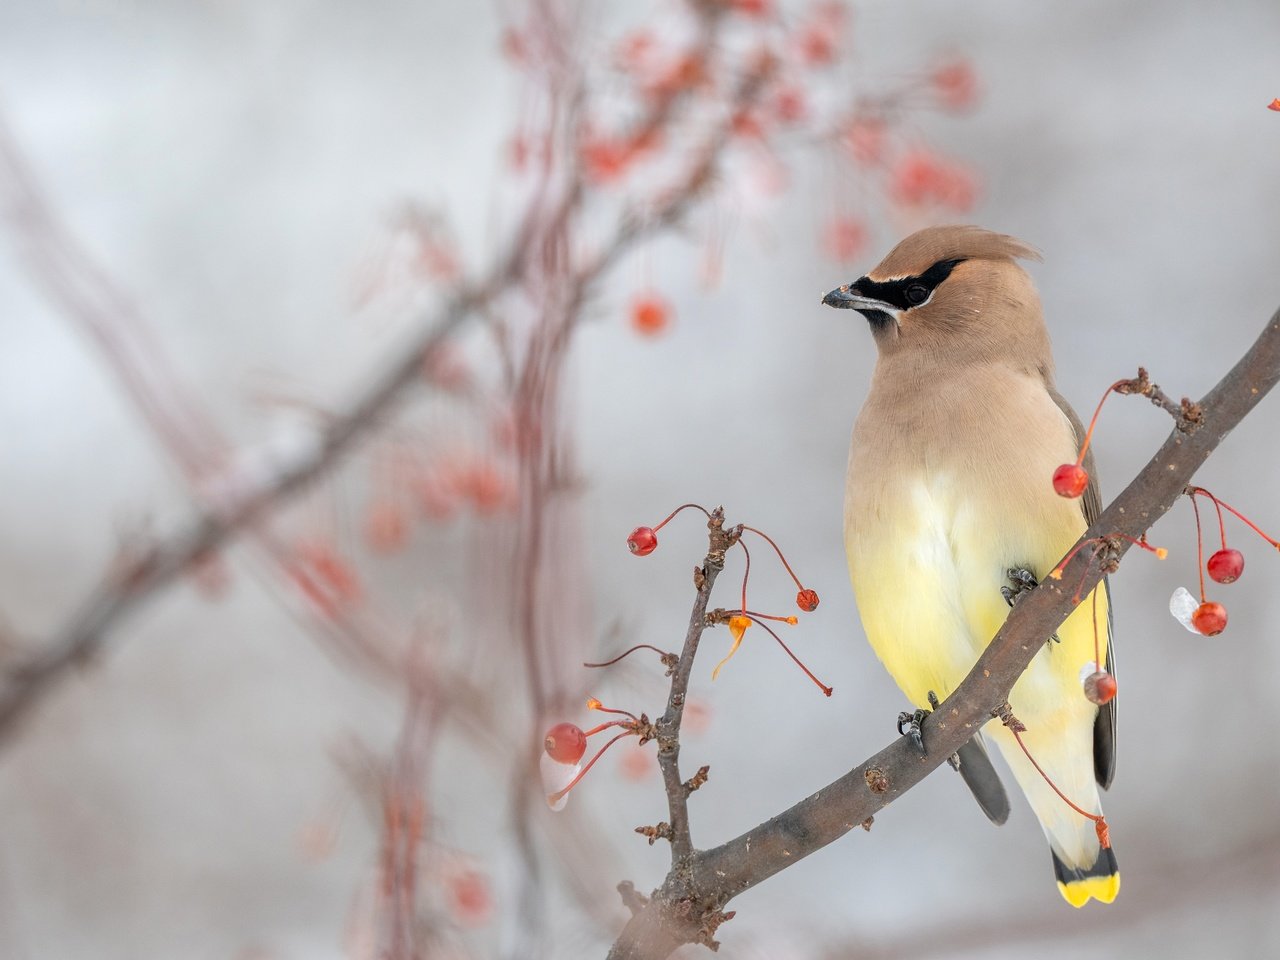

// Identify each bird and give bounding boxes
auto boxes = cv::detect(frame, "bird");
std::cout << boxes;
[822,225,1118,907]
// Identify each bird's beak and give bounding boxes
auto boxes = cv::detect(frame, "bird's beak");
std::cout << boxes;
[822,286,889,312]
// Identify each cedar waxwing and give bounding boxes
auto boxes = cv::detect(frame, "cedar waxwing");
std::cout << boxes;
[824,225,1119,907]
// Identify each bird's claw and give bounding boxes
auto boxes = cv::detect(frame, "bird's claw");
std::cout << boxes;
[1003,567,1060,646]
[1002,566,1039,607]
[897,690,942,756]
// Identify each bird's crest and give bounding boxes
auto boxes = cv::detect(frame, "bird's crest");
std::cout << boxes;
[870,225,1041,280]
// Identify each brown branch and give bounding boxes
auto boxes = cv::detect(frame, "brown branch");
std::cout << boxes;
[607,305,1280,959]
[653,508,738,865]
[1115,365,1203,433]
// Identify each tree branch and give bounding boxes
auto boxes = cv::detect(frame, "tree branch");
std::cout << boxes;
[607,305,1280,958]
[655,509,738,863]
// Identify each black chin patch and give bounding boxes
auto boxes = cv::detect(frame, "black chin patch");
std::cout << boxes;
[858,309,895,330]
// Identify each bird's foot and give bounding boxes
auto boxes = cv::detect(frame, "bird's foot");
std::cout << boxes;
[897,690,944,757]
[1001,566,1039,607]
[1002,567,1060,646]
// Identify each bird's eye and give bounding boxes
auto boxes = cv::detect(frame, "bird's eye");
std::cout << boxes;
[904,283,929,306]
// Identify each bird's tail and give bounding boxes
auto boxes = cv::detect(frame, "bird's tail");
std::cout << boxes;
[1052,843,1120,907]
[988,715,1119,907]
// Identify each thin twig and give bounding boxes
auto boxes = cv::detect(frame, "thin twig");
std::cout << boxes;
[654,507,737,866]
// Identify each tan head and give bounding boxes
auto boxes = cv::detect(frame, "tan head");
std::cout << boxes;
[822,225,1051,370]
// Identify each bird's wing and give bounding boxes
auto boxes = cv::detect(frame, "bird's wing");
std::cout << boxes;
[956,734,1011,825]
[1046,382,1117,790]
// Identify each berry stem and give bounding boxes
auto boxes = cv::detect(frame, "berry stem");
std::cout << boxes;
[586,698,639,722]
[738,538,752,618]
[741,525,808,592]
[651,502,712,533]
[1115,533,1168,558]
[1190,494,1207,602]
[547,730,636,805]
[1091,586,1101,677]
[583,644,671,668]
[743,614,832,696]
[1008,725,1109,847]
[739,609,798,625]
[1188,486,1279,549]
[1074,379,1130,467]
[1048,537,1102,581]
[582,719,632,738]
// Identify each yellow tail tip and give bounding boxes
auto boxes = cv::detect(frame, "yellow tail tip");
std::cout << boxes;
[1058,872,1120,907]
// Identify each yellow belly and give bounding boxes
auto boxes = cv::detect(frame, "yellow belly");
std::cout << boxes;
[845,471,1109,718]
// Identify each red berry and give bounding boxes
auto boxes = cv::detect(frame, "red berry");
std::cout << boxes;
[1191,601,1228,636]
[796,588,820,612]
[627,526,658,556]
[1052,462,1089,498]
[1207,548,1245,584]
[543,722,586,765]
[629,295,671,336]
[1083,670,1117,705]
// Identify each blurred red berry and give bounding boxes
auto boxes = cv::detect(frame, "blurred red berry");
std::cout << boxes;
[644,55,706,103]
[1207,548,1244,584]
[889,149,978,212]
[446,868,493,927]
[465,461,515,514]
[797,588,820,612]
[931,60,978,111]
[582,139,630,184]
[1052,463,1089,499]
[730,109,766,139]
[821,217,868,262]
[628,526,658,556]
[1191,601,1228,636]
[772,86,808,124]
[364,502,409,554]
[730,0,772,17]
[1268,98,1280,111]
[500,28,527,64]
[544,722,587,765]
[1083,670,1117,705]
[796,24,836,66]
[629,294,671,336]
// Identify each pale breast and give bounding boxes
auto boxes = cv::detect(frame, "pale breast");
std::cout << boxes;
[844,363,1088,706]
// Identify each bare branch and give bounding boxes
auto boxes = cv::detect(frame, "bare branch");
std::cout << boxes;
[607,306,1280,959]
[654,508,738,865]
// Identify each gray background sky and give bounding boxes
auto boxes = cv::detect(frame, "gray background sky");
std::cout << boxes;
[2,2,1280,958]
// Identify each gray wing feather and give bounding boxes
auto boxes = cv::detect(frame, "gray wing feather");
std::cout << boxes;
[1046,381,1117,790]
[957,734,1011,825]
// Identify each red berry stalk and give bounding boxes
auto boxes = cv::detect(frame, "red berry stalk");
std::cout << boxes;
[1052,379,1133,499]
[1000,709,1112,849]
[1187,495,1228,636]
[740,525,820,612]
[1082,587,1116,706]
[1188,484,1280,586]
[626,502,712,556]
